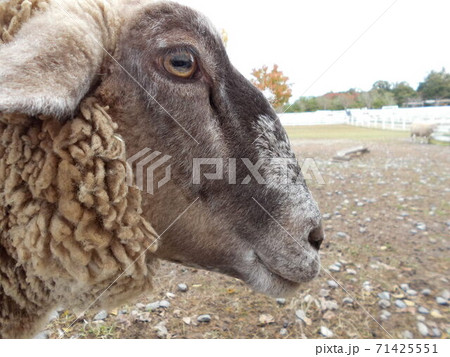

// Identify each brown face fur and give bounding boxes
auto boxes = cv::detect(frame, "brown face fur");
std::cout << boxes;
[0,0,324,297]
[98,2,324,296]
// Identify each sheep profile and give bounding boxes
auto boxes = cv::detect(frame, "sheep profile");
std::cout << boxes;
[410,121,438,144]
[0,0,324,338]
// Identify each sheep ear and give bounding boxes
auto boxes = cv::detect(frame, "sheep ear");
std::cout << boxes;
[0,1,118,118]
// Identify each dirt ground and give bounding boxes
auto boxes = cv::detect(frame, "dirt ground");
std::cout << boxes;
[46,126,449,339]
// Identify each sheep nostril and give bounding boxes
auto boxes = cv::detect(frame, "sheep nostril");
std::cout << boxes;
[308,223,324,250]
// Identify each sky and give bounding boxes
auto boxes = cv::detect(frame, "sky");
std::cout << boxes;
[176,0,450,101]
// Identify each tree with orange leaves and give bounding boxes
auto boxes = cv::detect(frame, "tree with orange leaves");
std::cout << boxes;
[251,64,292,109]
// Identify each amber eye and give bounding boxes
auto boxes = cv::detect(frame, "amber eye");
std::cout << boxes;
[163,51,197,78]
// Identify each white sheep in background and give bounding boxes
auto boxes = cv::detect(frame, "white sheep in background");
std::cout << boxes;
[410,121,438,144]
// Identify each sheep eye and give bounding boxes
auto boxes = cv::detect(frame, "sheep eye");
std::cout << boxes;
[163,51,197,79]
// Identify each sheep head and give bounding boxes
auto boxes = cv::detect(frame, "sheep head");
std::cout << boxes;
[0,0,323,297]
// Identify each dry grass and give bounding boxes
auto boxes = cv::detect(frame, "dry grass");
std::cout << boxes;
[285,124,409,141]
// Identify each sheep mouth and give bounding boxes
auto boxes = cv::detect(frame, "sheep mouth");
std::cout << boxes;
[253,251,301,285]
[251,248,320,291]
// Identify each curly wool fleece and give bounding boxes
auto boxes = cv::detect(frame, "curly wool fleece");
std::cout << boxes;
[0,0,158,338]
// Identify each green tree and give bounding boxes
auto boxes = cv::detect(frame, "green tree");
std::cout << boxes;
[372,80,392,92]
[369,80,396,108]
[371,90,396,109]
[417,69,450,99]
[284,97,319,113]
[392,82,417,106]
[359,91,373,108]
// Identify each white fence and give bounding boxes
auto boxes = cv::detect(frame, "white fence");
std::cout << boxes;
[279,106,450,130]
[278,111,347,126]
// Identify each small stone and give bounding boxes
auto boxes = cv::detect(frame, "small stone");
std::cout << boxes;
[336,232,347,238]
[400,283,409,291]
[406,289,417,296]
[295,309,312,325]
[441,289,450,300]
[322,213,331,220]
[137,312,152,323]
[295,309,306,322]
[166,292,176,299]
[378,292,390,300]
[93,310,108,321]
[177,283,188,292]
[417,306,429,314]
[197,314,211,323]
[159,300,171,308]
[145,302,160,311]
[395,300,406,308]
[402,330,413,339]
[319,326,334,338]
[324,300,339,311]
[359,227,367,234]
[327,280,338,288]
[362,281,372,292]
[154,321,168,338]
[416,223,427,231]
[421,289,431,296]
[135,303,145,310]
[329,264,341,272]
[303,294,313,303]
[276,298,286,306]
[279,328,288,336]
[430,309,443,318]
[431,328,441,338]
[346,269,357,275]
[182,317,191,325]
[378,299,391,309]
[259,314,275,324]
[34,330,50,339]
[380,310,391,321]
[342,297,354,304]
[417,322,428,336]
[436,297,448,306]
[319,289,330,297]
[416,315,425,322]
